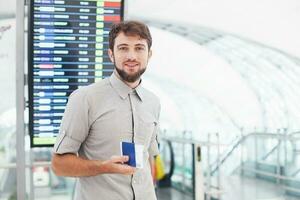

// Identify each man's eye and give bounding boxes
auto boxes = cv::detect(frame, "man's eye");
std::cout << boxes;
[119,47,128,51]
[136,47,145,51]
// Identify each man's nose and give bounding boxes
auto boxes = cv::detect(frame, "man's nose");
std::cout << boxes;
[126,50,137,60]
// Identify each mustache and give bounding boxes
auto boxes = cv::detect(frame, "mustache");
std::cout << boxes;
[123,60,139,63]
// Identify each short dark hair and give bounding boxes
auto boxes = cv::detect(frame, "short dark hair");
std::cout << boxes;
[108,20,152,51]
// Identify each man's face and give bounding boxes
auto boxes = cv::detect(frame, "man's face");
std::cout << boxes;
[108,32,152,83]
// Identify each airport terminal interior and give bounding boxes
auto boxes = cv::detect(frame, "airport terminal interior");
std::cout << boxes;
[1,0,300,199]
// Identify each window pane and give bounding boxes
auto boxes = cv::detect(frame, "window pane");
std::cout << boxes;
[0,4,17,199]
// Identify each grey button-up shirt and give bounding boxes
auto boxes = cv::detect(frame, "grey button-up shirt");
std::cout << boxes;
[53,72,160,200]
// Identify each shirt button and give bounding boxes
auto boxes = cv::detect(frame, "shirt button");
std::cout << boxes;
[133,180,137,184]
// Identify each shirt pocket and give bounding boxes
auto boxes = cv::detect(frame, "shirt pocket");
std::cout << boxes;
[137,111,157,148]
[88,108,119,145]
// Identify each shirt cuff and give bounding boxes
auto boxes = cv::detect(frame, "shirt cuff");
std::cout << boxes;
[53,130,82,154]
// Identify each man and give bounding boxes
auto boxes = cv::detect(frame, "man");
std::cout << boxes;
[51,20,161,200]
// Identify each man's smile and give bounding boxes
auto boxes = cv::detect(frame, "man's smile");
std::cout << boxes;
[124,62,139,68]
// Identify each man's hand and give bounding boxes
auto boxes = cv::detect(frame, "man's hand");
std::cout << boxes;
[100,156,136,175]
[52,153,135,177]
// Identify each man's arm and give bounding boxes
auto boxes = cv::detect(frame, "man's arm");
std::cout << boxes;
[149,156,155,181]
[51,153,135,177]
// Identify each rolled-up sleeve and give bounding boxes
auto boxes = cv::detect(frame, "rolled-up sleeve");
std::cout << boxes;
[53,89,90,154]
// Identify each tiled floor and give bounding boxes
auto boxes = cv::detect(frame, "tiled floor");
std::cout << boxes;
[156,176,300,200]
[220,176,299,200]
[156,187,193,200]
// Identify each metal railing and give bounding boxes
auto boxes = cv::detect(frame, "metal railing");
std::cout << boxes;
[160,133,224,200]
[159,129,300,199]
[210,129,300,175]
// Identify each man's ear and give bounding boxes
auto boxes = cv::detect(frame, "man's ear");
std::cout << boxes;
[108,49,114,62]
[148,49,152,59]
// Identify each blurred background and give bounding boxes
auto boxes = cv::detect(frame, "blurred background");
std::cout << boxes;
[1,0,300,199]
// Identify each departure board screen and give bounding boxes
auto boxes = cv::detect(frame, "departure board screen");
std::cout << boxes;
[28,0,124,147]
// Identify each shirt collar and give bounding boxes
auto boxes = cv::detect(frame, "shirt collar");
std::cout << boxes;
[109,71,144,101]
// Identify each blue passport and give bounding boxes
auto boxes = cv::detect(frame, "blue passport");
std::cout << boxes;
[120,142,144,168]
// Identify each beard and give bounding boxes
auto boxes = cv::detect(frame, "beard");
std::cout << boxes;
[115,64,146,83]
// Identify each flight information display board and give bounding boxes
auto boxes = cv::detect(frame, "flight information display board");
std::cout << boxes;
[28,0,124,147]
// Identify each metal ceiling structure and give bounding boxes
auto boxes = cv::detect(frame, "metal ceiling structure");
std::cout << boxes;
[145,19,300,136]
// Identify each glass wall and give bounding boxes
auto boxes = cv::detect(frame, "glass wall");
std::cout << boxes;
[0,8,17,200]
